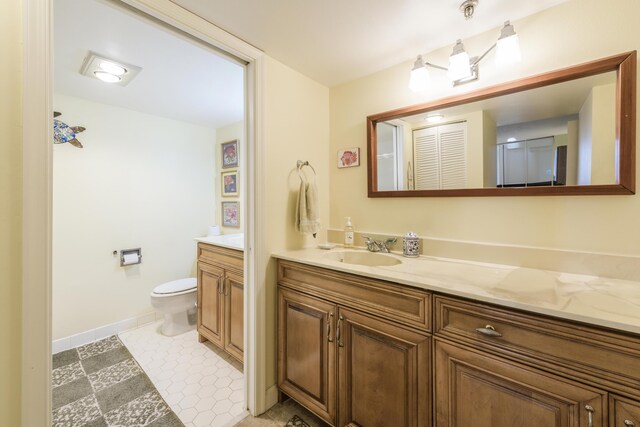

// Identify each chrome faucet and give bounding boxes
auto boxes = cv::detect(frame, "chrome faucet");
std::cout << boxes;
[363,236,397,253]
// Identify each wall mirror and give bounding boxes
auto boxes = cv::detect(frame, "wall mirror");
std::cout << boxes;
[367,51,636,197]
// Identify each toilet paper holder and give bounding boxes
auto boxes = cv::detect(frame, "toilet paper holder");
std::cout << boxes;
[120,248,142,266]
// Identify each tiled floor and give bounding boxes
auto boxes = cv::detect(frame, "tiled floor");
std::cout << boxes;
[119,321,246,427]
[235,399,330,427]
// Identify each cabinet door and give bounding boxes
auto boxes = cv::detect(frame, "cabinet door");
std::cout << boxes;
[278,287,337,425]
[610,395,640,427]
[434,340,608,427]
[337,307,431,427]
[224,269,244,364]
[197,262,225,348]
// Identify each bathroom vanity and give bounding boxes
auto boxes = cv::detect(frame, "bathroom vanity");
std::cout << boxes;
[274,249,640,427]
[195,235,244,364]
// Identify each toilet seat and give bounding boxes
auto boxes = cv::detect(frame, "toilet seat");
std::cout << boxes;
[151,277,196,297]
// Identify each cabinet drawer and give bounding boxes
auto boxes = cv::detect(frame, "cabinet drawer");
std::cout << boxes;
[434,295,640,398]
[198,243,243,271]
[610,395,640,427]
[279,261,431,332]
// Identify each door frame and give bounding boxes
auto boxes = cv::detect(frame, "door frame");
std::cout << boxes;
[22,0,268,425]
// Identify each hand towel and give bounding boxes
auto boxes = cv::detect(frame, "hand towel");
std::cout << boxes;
[296,179,321,238]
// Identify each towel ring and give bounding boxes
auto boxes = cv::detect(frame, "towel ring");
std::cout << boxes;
[297,160,316,182]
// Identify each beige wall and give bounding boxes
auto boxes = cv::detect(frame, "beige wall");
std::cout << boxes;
[215,121,244,234]
[0,0,22,425]
[53,95,216,339]
[263,56,330,388]
[591,83,616,185]
[329,0,640,256]
[482,111,497,187]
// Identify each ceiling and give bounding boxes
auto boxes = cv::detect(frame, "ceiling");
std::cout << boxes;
[171,0,570,87]
[54,0,244,129]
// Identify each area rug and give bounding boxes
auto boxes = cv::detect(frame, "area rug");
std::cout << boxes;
[52,335,183,427]
[285,415,310,427]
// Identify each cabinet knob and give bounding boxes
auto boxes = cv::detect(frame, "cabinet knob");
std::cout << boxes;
[585,404,595,427]
[475,324,502,337]
[624,420,635,427]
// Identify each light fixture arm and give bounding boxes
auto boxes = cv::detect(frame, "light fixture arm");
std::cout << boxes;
[471,43,496,66]
[424,61,449,72]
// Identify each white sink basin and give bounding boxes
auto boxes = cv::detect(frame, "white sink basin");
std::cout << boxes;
[324,251,402,267]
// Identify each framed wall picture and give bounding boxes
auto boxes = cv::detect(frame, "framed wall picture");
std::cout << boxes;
[222,170,239,197]
[222,201,240,228]
[221,139,239,169]
[338,147,360,168]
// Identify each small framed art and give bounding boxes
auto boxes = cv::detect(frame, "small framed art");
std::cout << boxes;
[221,139,239,169]
[222,201,240,228]
[222,171,239,197]
[338,147,360,168]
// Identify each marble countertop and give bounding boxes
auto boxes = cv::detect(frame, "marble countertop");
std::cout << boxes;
[195,233,244,251]
[272,247,640,335]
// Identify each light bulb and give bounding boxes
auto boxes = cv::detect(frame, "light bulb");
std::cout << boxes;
[496,21,521,67]
[448,40,472,81]
[409,55,430,92]
[99,61,127,76]
[94,71,121,83]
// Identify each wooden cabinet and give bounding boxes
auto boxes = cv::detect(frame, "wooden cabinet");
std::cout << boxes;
[277,261,431,427]
[197,243,243,364]
[338,307,430,427]
[278,287,337,425]
[610,395,640,427]
[434,340,607,427]
[277,259,640,427]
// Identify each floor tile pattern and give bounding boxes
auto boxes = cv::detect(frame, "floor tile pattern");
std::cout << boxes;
[52,335,183,427]
[234,399,329,427]
[119,321,246,427]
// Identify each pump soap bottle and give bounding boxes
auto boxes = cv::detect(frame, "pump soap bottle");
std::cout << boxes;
[344,217,354,248]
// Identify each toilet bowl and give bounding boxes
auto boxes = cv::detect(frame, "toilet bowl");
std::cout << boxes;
[150,277,197,336]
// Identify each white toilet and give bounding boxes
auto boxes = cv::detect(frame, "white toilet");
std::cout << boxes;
[150,277,197,336]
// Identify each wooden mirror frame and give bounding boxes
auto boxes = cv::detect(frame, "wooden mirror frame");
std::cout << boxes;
[367,51,636,197]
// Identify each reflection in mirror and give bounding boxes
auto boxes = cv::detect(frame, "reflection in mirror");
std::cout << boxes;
[375,71,617,190]
[368,51,636,197]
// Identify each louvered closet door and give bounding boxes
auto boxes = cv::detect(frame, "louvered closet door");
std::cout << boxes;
[413,126,439,190]
[413,122,467,190]
[438,122,467,189]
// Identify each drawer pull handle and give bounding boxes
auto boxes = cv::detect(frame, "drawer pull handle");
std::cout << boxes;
[336,315,344,347]
[585,404,595,427]
[327,312,334,343]
[624,421,635,427]
[475,325,502,337]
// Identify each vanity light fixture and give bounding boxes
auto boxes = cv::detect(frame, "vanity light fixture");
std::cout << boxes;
[409,0,521,92]
[79,51,142,86]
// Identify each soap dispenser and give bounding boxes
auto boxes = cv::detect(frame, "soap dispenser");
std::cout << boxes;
[344,217,354,248]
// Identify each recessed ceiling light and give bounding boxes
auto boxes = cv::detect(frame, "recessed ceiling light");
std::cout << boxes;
[507,137,517,142]
[79,51,141,86]
[94,71,122,83]
[425,114,445,123]
[99,61,127,76]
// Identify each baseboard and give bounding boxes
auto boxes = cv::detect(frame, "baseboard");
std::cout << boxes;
[52,311,160,354]
[265,384,279,410]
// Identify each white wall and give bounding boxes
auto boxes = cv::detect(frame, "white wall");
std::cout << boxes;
[578,90,594,184]
[0,0,23,424]
[329,0,640,257]
[52,94,216,339]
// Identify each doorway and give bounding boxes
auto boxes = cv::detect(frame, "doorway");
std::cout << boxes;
[22,0,266,425]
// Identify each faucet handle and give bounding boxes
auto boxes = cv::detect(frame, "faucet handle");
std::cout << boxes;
[384,237,397,245]
[362,236,373,243]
